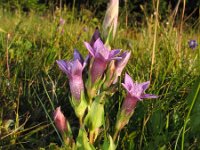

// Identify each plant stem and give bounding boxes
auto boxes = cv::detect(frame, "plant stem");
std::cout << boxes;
[79,117,83,127]
[113,130,119,142]
[89,131,94,144]
[6,34,10,79]
[150,0,159,81]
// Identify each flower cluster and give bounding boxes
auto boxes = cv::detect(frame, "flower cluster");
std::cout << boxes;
[52,0,158,149]
[53,28,158,149]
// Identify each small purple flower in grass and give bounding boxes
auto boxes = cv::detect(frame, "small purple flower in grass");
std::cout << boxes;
[84,38,121,83]
[54,106,67,133]
[115,73,158,131]
[59,18,65,26]
[56,50,86,102]
[188,40,198,50]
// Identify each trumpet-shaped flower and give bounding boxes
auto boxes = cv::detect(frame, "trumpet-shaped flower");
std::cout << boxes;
[115,73,158,131]
[121,73,158,114]
[56,50,86,102]
[84,38,121,83]
[103,0,119,37]
[53,106,67,133]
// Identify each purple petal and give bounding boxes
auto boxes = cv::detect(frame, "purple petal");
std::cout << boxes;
[90,57,107,83]
[93,38,105,51]
[95,52,107,62]
[122,83,131,93]
[90,27,101,47]
[83,54,89,69]
[115,51,131,72]
[84,42,95,57]
[140,94,158,99]
[124,73,134,89]
[73,49,84,63]
[109,56,122,61]
[140,81,150,91]
[109,49,121,58]
[56,60,70,75]
[69,77,84,101]
[113,51,131,83]
[94,38,109,58]
[71,60,84,77]
[121,51,131,60]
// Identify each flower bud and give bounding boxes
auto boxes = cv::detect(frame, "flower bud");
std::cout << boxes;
[53,107,67,133]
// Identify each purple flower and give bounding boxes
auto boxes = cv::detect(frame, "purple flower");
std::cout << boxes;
[188,40,198,49]
[56,50,86,102]
[53,106,67,133]
[84,38,121,83]
[121,73,158,114]
[115,73,158,131]
[113,51,131,84]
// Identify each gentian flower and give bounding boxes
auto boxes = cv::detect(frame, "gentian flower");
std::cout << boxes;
[103,0,119,37]
[84,38,121,83]
[53,106,67,133]
[56,50,86,102]
[188,40,198,50]
[121,73,158,114]
[113,51,131,84]
[115,73,158,131]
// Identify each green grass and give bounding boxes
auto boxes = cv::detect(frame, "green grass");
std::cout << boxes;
[0,7,200,150]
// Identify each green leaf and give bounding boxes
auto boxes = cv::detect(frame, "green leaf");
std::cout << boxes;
[102,135,116,150]
[74,98,87,120]
[84,95,105,131]
[71,92,88,120]
[76,128,96,150]
[187,77,200,135]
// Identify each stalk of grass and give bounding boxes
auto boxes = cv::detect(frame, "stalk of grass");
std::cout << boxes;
[6,33,10,79]
[177,0,186,66]
[34,89,63,145]
[41,77,55,110]
[125,0,128,29]
[150,0,159,81]
[169,0,181,27]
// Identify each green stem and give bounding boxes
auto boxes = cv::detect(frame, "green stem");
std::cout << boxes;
[181,83,200,150]
[89,130,94,144]
[79,117,83,127]
[113,129,119,142]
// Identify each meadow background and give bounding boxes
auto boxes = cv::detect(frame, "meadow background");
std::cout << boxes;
[0,0,200,149]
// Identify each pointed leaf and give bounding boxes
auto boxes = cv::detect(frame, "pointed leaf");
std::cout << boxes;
[76,128,95,150]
